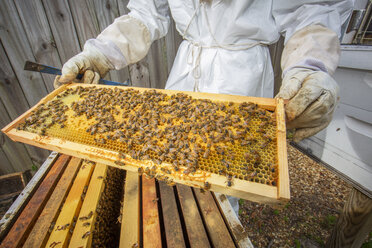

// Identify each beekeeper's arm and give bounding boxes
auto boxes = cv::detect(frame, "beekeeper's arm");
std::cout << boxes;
[54,0,170,88]
[273,0,353,142]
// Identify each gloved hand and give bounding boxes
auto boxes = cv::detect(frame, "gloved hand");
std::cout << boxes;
[276,68,339,142]
[53,44,114,88]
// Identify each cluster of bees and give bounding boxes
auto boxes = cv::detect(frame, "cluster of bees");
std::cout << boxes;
[91,167,125,247]
[17,99,68,135]
[17,86,278,187]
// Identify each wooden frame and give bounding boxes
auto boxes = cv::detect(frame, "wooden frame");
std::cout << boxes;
[2,83,290,205]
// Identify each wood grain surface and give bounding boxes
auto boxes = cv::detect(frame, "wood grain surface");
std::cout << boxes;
[120,171,140,248]
[0,154,70,248]
[176,184,211,248]
[159,181,186,248]
[193,189,235,248]
[142,178,162,248]
[23,157,81,248]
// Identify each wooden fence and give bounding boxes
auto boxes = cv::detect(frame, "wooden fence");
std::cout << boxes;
[0,0,282,175]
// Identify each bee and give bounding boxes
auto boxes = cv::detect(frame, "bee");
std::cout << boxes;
[138,167,144,174]
[203,148,210,159]
[250,171,257,178]
[82,231,91,239]
[166,179,175,186]
[79,211,93,221]
[115,161,125,167]
[183,168,191,175]
[221,159,231,169]
[226,174,234,187]
[204,181,211,190]
[49,241,62,248]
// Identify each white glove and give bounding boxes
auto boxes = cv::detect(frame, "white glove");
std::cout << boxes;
[276,68,339,142]
[53,44,114,88]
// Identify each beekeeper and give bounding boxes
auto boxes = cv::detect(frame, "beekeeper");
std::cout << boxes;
[55,1,352,211]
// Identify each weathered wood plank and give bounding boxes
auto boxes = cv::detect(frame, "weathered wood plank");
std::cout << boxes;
[92,0,130,84]
[0,52,49,165]
[0,100,33,173]
[142,178,162,248]
[0,42,30,119]
[176,184,211,248]
[68,0,100,48]
[326,188,372,248]
[0,0,48,106]
[117,0,129,15]
[45,159,95,248]
[120,171,140,248]
[0,154,70,248]
[69,163,108,248]
[42,0,81,62]
[0,152,58,241]
[0,147,12,175]
[23,157,81,248]
[148,39,169,89]
[159,181,186,248]
[193,189,235,248]
[165,19,183,73]
[214,192,253,248]
[14,0,62,92]
[129,61,151,88]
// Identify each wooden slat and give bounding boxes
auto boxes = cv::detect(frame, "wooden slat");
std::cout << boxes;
[45,159,95,248]
[0,42,30,119]
[92,0,130,83]
[42,0,81,62]
[165,18,183,74]
[14,0,62,92]
[276,98,290,203]
[214,192,253,248]
[193,189,235,248]
[0,152,58,240]
[0,147,12,175]
[0,21,50,165]
[69,163,108,248]
[0,100,33,173]
[120,171,140,248]
[23,157,82,248]
[142,178,162,248]
[0,155,70,248]
[0,0,48,106]
[68,0,100,48]
[176,184,210,248]
[159,181,186,248]
[148,39,169,89]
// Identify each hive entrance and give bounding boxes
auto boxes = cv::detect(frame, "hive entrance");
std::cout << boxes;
[17,86,278,186]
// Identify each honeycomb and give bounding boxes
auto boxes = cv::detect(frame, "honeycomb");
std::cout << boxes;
[17,85,278,187]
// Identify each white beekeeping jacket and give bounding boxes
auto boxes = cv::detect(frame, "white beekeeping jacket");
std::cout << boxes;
[86,0,353,97]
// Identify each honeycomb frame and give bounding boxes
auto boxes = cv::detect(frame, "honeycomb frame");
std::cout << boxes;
[2,83,289,206]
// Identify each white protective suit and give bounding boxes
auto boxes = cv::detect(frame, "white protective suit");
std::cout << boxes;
[86,0,352,98]
[59,0,353,213]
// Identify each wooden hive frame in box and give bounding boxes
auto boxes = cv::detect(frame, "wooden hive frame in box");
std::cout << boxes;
[2,83,290,206]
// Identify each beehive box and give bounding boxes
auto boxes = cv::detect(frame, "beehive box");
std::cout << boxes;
[2,83,289,205]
